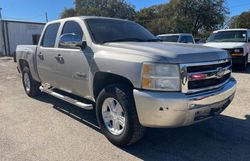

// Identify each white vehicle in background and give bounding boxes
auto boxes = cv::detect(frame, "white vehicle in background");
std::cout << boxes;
[204,29,250,70]
[157,33,195,44]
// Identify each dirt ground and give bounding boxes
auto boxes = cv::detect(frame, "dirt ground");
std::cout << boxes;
[0,57,250,161]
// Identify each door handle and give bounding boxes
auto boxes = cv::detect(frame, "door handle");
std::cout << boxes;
[55,54,62,59]
[55,54,64,63]
[38,52,44,59]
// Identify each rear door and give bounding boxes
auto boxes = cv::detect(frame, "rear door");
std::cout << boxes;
[54,20,93,97]
[36,23,61,87]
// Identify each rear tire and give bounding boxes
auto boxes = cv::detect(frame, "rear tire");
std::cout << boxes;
[96,84,145,146]
[22,67,41,97]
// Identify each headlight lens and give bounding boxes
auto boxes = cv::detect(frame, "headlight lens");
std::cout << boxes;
[234,49,240,53]
[233,48,243,53]
[141,63,180,91]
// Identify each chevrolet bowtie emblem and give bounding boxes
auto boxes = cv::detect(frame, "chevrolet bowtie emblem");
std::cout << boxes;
[216,67,225,78]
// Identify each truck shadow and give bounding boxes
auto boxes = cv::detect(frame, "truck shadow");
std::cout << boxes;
[35,93,250,161]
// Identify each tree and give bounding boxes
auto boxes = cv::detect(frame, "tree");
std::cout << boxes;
[61,0,136,20]
[135,0,229,36]
[61,8,76,18]
[229,11,250,28]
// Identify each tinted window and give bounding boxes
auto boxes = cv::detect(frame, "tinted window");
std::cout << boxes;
[207,30,247,42]
[85,19,157,44]
[179,36,194,44]
[61,21,83,39]
[41,23,60,47]
[158,35,179,42]
[32,34,40,45]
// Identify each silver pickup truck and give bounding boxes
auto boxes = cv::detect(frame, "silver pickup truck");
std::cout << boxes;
[16,16,236,146]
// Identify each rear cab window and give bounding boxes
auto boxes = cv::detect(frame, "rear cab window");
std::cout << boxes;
[41,23,60,47]
[159,35,179,42]
[179,35,194,44]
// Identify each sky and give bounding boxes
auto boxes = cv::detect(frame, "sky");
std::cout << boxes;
[0,0,249,23]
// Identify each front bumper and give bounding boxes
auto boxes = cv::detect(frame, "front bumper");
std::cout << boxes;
[133,77,236,128]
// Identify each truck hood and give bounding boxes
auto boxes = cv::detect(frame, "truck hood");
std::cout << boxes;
[204,42,246,49]
[100,42,229,64]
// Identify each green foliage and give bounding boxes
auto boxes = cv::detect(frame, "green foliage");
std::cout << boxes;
[60,0,229,36]
[229,11,250,29]
[61,8,76,18]
[61,0,136,20]
[135,0,229,36]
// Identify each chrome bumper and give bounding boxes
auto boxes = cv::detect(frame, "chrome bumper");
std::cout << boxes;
[133,77,236,128]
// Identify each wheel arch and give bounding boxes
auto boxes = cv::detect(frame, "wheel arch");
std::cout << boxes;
[93,72,134,100]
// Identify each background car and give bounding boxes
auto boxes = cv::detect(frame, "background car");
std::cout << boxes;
[157,33,195,44]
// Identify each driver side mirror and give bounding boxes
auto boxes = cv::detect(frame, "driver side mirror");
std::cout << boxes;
[59,33,86,50]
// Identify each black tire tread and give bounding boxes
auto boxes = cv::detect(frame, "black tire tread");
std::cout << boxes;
[96,84,145,146]
[240,54,248,71]
[22,67,41,97]
[115,85,145,146]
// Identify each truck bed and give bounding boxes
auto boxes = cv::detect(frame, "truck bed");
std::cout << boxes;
[16,45,40,81]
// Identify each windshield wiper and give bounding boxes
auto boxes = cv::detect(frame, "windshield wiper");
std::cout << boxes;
[101,38,144,44]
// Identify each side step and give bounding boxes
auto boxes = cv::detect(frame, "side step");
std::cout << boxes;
[39,86,93,110]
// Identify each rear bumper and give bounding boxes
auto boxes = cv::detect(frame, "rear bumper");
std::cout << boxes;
[133,77,236,128]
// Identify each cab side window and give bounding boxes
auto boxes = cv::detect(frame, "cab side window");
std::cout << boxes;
[61,21,84,40]
[41,23,60,47]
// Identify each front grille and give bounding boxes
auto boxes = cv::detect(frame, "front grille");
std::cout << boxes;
[187,61,231,73]
[188,73,230,89]
[181,59,232,93]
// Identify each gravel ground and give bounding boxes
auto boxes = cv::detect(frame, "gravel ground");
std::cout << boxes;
[0,57,250,161]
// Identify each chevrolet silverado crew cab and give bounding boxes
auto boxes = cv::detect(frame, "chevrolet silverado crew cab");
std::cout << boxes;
[16,16,236,146]
[204,29,250,70]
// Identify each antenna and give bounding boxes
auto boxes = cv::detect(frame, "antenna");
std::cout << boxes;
[0,8,2,20]
[45,12,48,22]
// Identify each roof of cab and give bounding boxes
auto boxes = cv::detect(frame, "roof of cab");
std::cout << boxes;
[157,33,193,37]
[46,16,130,25]
[213,28,250,33]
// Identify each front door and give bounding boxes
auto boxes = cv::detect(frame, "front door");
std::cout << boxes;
[54,20,93,98]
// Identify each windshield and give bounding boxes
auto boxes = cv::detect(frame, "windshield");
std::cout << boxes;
[207,30,247,42]
[158,35,179,42]
[85,18,159,44]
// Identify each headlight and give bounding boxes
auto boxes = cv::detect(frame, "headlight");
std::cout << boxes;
[233,48,243,53]
[141,63,180,91]
[234,49,240,53]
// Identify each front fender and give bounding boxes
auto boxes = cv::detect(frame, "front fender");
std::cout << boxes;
[88,51,153,97]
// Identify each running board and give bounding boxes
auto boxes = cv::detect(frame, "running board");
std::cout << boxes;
[39,86,93,110]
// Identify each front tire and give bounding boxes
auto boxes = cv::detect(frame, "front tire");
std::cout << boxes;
[96,84,145,146]
[240,54,248,71]
[22,67,41,97]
